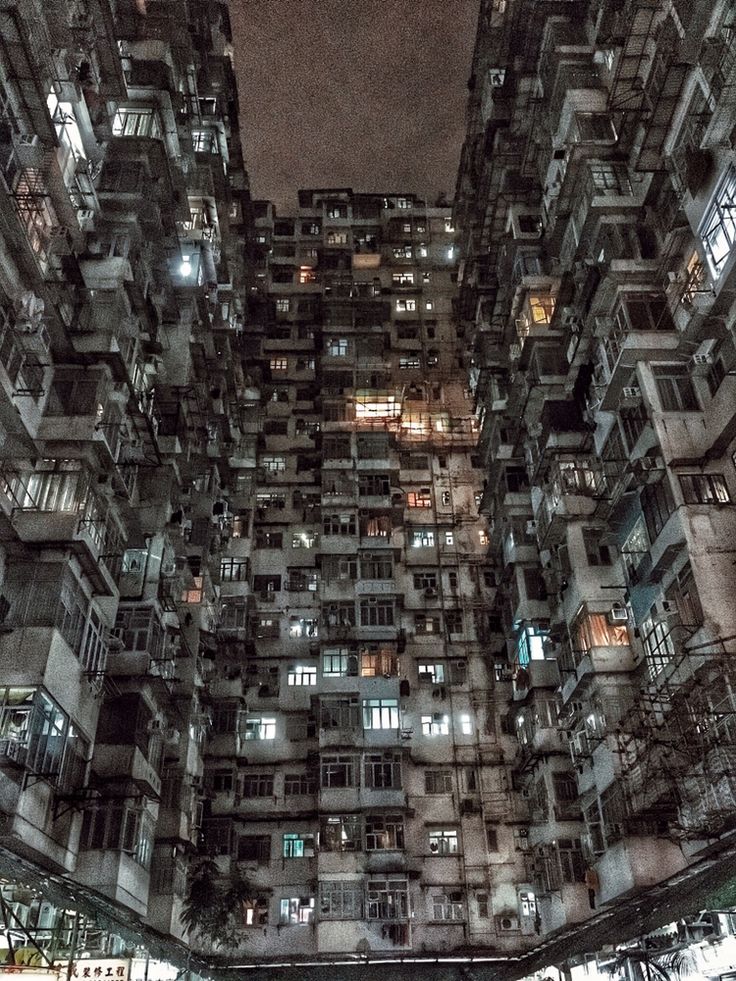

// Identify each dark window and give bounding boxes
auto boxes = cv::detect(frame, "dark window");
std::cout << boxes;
[641,478,676,542]
[653,365,699,411]
[679,473,731,504]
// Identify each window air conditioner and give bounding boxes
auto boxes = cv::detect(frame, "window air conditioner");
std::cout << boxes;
[608,604,628,624]
[497,915,519,931]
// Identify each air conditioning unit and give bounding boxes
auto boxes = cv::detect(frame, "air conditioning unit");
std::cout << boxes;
[608,604,628,624]
[497,915,520,932]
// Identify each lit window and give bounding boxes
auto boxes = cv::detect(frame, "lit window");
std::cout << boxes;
[292,531,318,548]
[407,489,432,508]
[287,665,317,686]
[396,197,411,209]
[275,298,290,313]
[279,897,315,925]
[282,832,315,858]
[572,607,629,654]
[112,105,162,139]
[700,166,736,278]
[417,245,428,258]
[396,299,417,312]
[326,230,348,246]
[261,455,286,473]
[425,300,434,311]
[289,617,318,638]
[679,473,731,504]
[418,663,445,683]
[444,531,454,546]
[399,356,421,370]
[458,714,472,735]
[429,828,459,854]
[362,698,400,730]
[411,528,435,547]
[327,338,348,356]
[422,714,449,736]
[299,266,317,284]
[515,625,549,666]
[444,218,455,232]
[322,648,354,678]
[478,530,489,546]
[243,718,276,740]
[270,357,287,372]
[392,272,415,286]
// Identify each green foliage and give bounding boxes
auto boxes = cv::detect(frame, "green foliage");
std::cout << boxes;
[180,859,255,950]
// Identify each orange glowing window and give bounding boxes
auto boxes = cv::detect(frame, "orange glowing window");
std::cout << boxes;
[299,266,317,284]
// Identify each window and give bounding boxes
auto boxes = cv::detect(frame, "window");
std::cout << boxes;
[320,814,361,852]
[237,835,271,864]
[321,698,360,730]
[292,531,318,549]
[361,647,399,677]
[444,531,454,546]
[279,897,314,925]
[572,608,629,653]
[322,647,356,677]
[261,456,286,473]
[665,563,703,627]
[275,298,290,314]
[479,529,489,546]
[269,357,288,372]
[422,714,449,736]
[364,752,402,788]
[359,599,395,626]
[445,610,463,635]
[414,572,438,590]
[220,557,248,582]
[429,828,459,854]
[323,512,357,536]
[320,881,362,919]
[425,769,453,794]
[112,105,162,138]
[326,230,348,245]
[283,832,315,858]
[458,714,473,735]
[433,892,464,920]
[642,614,675,677]
[287,665,317,686]
[575,112,616,143]
[358,473,391,495]
[641,478,676,542]
[392,272,415,286]
[590,162,633,196]
[411,528,435,547]
[415,613,440,635]
[407,489,432,508]
[679,473,731,504]
[363,698,399,730]
[327,338,348,356]
[241,774,274,797]
[395,299,417,312]
[365,814,404,850]
[288,616,318,637]
[367,879,409,920]
[653,365,699,411]
[321,755,357,788]
[243,717,276,741]
[700,166,736,277]
[255,617,279,639]
[418,663,445,683]
[582,527,612,566]
[399,356,421,370]
[285,773,316,796]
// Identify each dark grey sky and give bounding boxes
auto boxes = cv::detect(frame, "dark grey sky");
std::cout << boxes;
[230,0,478,211]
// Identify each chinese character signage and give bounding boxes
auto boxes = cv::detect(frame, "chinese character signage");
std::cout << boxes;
[68,961,130,981]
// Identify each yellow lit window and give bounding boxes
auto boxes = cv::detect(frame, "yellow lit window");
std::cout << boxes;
[299,266,317,284]
[407,489,432,508]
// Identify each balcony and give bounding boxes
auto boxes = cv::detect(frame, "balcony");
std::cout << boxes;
[533,461,603,546]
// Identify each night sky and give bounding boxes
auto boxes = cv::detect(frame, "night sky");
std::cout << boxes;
[230,0,478,212]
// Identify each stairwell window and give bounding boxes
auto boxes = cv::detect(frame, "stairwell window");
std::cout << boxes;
[679,473,731,504]
[700,166,736,277]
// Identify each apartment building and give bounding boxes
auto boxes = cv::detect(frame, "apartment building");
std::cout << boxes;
[196,188,538,960]
[0,0,252,972]
[455,0,736,971]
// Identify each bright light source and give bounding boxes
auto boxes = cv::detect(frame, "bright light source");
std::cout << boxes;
[180,256,192,277]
